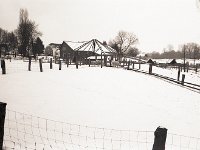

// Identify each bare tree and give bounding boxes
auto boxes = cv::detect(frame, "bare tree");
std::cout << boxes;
[17,8,42,57]
[109,31,138,57]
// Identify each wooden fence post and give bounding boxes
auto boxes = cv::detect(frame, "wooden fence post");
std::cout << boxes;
[28,57,31,71]
[75,52,78,69]
[132,62,135,70]
[0,102,7,149]
[39,58,43,72]
[76,60,78,69]
[69,53,72,65]
[1,59,6,74]
[50,58,53,69]
[89,58,91,67]
[59,59,61,70]
[196,64,198,73]
[127,60,130,70]
[104,56,107,67]
[152,127,167,150]
[149,64,153,74]
[177,66,180,81]
[101,53,103,68]
[181,74,185,85]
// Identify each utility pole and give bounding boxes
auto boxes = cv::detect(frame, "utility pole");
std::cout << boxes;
[183,45,186,72]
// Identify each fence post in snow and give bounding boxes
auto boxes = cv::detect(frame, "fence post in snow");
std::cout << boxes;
[59,59,61,70]
[28,57,31,71]
[75,52,78,69]
[181,74,185,85]
[132,62,135,70]
[69,53,72,65]
[104,55,107,67]
[89,58,91,67]
[101,53,103,68]
[127,60,130,70]
[39,58,43,72]
[152,127,167,150]
[149,64,153,74]
[0,102,7,149]
[196,64,198,73]
[50,58,53,69]
[1,59,6,74]
[139,62,141,70]
[177,66,180,81]
[76,60,78,69]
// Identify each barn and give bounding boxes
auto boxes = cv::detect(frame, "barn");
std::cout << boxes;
[60,39,117,62]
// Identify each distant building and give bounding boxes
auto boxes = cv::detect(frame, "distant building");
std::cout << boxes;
[60,41,95,61]
[60,40,117,61]
[169,59,177,65]
[147,59,155,64]
[45,43,61,58]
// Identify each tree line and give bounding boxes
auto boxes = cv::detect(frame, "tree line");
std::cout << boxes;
[0,8,44,58]
[146,43,200,60]
[0,28,18,52]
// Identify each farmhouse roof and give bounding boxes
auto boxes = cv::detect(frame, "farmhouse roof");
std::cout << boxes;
[63,39,117,55]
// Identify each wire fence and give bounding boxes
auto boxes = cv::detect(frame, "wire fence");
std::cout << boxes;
[1,58,200,92]
[1,59,72,74]
[3,110,154,150]
[3,109,200,150]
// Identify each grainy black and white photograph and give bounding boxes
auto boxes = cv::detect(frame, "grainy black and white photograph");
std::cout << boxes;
[0,0,200,150]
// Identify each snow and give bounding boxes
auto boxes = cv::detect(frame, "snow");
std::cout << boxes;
[132,63,200,85]
[0,60,200,149]
[154,59,200,65]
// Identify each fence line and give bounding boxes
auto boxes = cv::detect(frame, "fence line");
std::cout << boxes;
[3,109,155,150]
[2,109,200,150]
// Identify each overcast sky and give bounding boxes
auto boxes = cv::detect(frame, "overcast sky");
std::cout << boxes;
[1,0,200,53]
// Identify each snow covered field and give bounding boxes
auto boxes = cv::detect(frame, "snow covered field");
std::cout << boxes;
[133,63,200,85]
[0,60,200,149]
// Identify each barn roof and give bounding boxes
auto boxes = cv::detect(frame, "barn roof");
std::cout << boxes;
[63,39,117,55]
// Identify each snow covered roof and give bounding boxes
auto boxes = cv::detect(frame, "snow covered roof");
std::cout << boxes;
[63,41,89,51]
[63,39,117,55]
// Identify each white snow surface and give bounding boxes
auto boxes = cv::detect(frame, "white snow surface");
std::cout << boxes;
[0,60,200,139]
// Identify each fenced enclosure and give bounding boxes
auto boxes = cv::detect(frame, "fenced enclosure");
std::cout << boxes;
[3,109,155,150]
[2,109,200,150]
[1,56,200,92]
[1,57,200,149]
